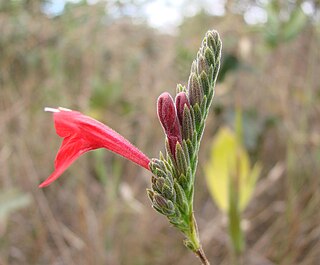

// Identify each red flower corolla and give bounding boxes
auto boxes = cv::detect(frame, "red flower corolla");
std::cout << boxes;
[157,92,182,157]
[39,107,150,188]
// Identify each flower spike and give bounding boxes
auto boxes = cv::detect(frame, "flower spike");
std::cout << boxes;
[149,29,222,264]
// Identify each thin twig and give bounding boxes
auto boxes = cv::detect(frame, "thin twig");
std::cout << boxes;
[195,246,210,265]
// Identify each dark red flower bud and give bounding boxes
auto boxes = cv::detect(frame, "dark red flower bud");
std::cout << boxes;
[157,92,182,156]
[175,92,190,126]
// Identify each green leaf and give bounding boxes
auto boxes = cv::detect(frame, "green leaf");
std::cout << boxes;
[283,7,307,42]
[205,127,261,212]
[240,162,261,210]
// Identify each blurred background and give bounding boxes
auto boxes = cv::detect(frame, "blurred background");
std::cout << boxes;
[0,0,320,264]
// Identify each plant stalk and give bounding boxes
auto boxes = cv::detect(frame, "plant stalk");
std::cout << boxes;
[195,246,210,265]
[188,213,210,265]
[228,168,245,264]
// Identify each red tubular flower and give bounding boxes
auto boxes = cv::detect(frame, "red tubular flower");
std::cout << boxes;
[157,92,182,157]
[39,107,150,188]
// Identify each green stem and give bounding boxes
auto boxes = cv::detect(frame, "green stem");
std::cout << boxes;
[228,157,245,264]
[228,188,245,265]
[187,213,210,265]
[228,208,244,256]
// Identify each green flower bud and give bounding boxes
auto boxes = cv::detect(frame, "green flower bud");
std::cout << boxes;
[197,54,208,75]
[154,193,168,209]
[193,104,202,131]
[162,183,176,202]
[156,177,165,191]
[174,181,189,214]
[188,73,203,106]
[175,142,188,175]
[199,71,210,96]
[204,48,215,68]
[182,105,194,140]
[146,189,154,202]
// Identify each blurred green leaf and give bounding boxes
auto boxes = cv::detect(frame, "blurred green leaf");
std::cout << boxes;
[264,2,307,46]
[226,109,265,152]
[283,7,307,42]
[265,2,280,46]
[0,188,31,220]
[205,127,261,212]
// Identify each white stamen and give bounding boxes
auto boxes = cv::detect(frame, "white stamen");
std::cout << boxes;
[44,107,60,113]
[58,107,72,111]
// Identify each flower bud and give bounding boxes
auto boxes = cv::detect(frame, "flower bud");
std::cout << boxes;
[175,92,190,126]
[147,189,154,202]
[157,92,176,131]
[156,177,165,191]
[182,105,194,140]
[197,54,208,75]
[153,194,175,215]
[190,60,197,74]
[188,73,203,106]
[157,92,182,156]
[154,194,168,209]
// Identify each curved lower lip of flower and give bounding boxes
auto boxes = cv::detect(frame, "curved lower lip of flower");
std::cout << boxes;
[39,107,150,188]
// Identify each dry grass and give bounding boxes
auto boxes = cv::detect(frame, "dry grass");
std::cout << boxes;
[0,2,319,265]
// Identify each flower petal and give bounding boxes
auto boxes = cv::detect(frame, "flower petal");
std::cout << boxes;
[39,136,92,187]
[40,108,150,187]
